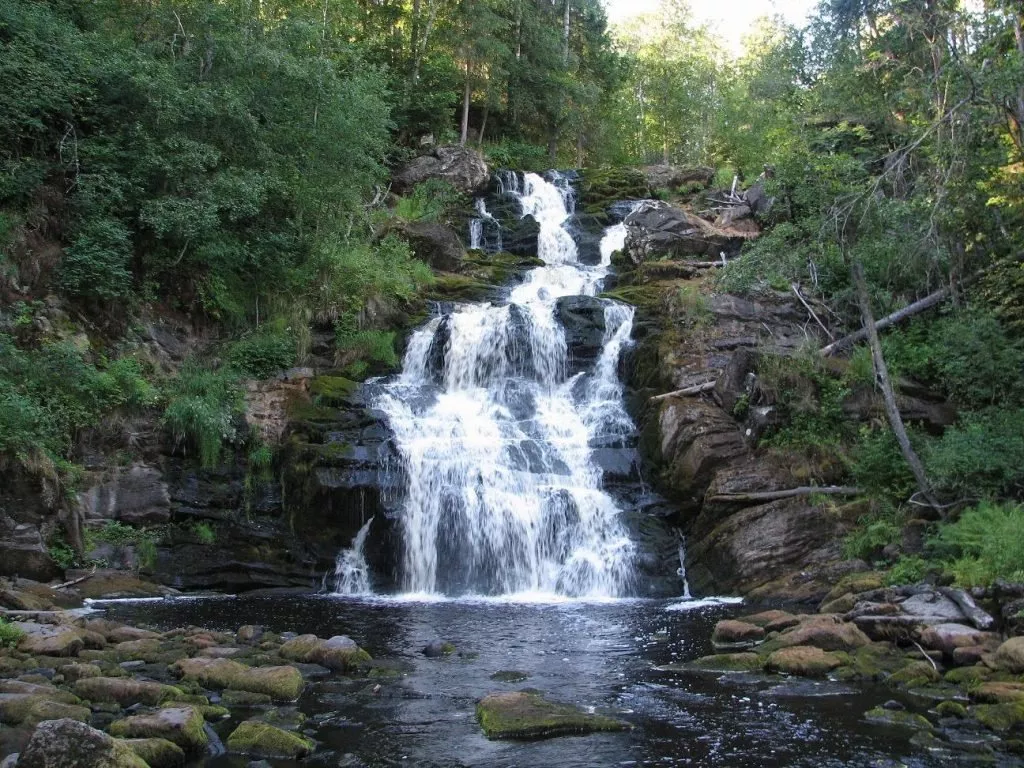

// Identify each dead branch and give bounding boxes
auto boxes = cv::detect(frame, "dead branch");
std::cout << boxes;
[819,285,951,357]
[705,486,861,504]
[649,380,716,402]
[791,283,834,340]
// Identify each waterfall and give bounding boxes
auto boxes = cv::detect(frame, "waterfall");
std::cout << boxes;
[677,535,692,600]
[329,518,374,596]
[469,198,501,252]
[373,171,639,598]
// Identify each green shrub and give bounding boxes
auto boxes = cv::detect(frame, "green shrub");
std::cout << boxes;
[0,618,24,649]
[228,329,296,379]
[757,350,852,450]
[850,426,918,501]
[483,140,549,171]
[930,502,1024,587]
[391,179,463,223]
[843,506,902,560]
[885,555,931,585]
[58,217,134,301]
[191,521,216,545]
[48,536,77,570]
[162,362,243,468]
[925,407,1024,498]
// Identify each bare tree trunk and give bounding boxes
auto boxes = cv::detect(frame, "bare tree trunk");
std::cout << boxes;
[460,63,471,146]
[851,260,941,512]
[515,0,522,60]
[1011,11,1024,155]
[562,0,570,67]
[820,285,951,356]
[478,101,489,147]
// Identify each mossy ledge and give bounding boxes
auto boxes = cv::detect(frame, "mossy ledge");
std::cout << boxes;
[476,691,630,740]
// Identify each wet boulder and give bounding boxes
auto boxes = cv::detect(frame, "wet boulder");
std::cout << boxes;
[476,691,629,740]
[766,646,844,677]
[502,214,540,257]
[555,296,607,375]
[226,720,314,759]
[398,221,465,271]
[173,658,304,701]
[18,719,148,768]
[15,623,84,657]
[122,738,186,768]
[109,706,208,753]
[392,145,489,196]
[773,617,871,652]
[623,202,743,262]
[73,677,182,707]
[711,620,764,650]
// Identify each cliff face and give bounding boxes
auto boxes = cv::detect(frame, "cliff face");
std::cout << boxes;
[607,195,954,601]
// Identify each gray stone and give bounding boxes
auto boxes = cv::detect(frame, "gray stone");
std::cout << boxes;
[77,464,171,526]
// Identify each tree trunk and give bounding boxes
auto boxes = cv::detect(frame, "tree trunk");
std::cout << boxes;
[562,0,570,67]
[851,260,941,512]
[460,63,471,146]
[514,0,522,60]
[478,101,489,147]
[819,285,951,356]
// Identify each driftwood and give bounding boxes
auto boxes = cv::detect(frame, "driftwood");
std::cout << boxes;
[53,571,95,590]
[938,586,995,630]
[649,380,716,402]
[819,285,951,356]
[705,485,861,504]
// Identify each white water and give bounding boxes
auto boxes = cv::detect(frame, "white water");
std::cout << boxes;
[375,172,639,598]
[469,198,501,252]
[330,517,374,596]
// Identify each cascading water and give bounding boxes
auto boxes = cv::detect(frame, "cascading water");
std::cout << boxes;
[329,517,375,596]
[374,171,640,598]
[468,199,501,252]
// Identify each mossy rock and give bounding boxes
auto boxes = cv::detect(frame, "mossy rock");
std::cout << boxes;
[164,700,229,720]
[123,737,186,768]
[766,646,844,677]
[109,706,209,752]
[832,644,908,683]
[818,593,858,615]
[888,661,942,689]
[683,653,763,673]
[936,700,968,719]
[226,719,315,759]
[309,376,359,406]
[256,706,306,731]
[74,677,183,707]
[476,691,630,740]
[944,665,993,686]
[173,657,304,701]
[0,694,91,726]
[864,706,934,731]
[425,273,494,302]
[973,701,1024,733]
[823,572,884,603]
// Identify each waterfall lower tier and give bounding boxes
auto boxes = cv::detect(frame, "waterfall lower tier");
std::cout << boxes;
[370,171,646,598]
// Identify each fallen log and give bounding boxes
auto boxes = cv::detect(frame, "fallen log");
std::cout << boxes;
[649,380,716,401]
[705,485,861,504]
[819,286,951,357]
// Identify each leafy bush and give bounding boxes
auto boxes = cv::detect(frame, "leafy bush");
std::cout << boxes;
[228,329,296,379]
[191,521,216,545]
[883,309,1024,409]
[162,362,243,468]
[47,536,77,570]
[930,502,1024,587]
[925,407,1024,498]
[0,619,24,650]
[850,426,917,501]
[58,218,134,301]
[843,505,902,560]
[483,139,549,171]
[391,179,463,223]
[885,555,931,586]
[757,351,852,450]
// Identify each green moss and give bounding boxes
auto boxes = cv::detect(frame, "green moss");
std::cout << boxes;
[973,701,1024,733]
[221,689,273,706]
[426,273,493,302]
[173,658,304,701]
[944,666,992,686]
[832,644,910,683]
[864,706,934,730]
[122,738,186,768]
[225,720,314,758]
[109,706,209,752]
[936,700,968,718]
[309,375,358,405]
[476,691,630,740]
[888,661,942,689]
[823,572,884,602]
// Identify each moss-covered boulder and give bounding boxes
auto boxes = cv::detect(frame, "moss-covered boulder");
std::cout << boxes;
[476,691,630,740]
[279,634,371,672]
[936,700,968,719]
[221,689,273,706]
[109,706,208,753]
[973,700,1024,733]
[74,677,182,707]
[822,572,884,604]
[888,661,941,688]
[994,637,1024,674]
[832,643,911,683]
[19,718,148,768]
[738,610,799,632]
[864,706,933,731]
[226,720,315,758]
[972,682,1024,704]
[711,620,764,649]
[122,738,186,768]
[61,663,103,682]
[0,694,91,726]
[173,657,304,700]
[771,618,871,653]
[15,623,84,657]
[766,646,844,677]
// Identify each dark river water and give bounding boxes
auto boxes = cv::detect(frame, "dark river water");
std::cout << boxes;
[101,594,963,768]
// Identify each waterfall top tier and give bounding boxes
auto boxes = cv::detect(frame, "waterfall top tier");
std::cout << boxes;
[369,171,639,599]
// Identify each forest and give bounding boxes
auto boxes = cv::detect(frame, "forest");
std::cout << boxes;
[1,0,1023,588]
